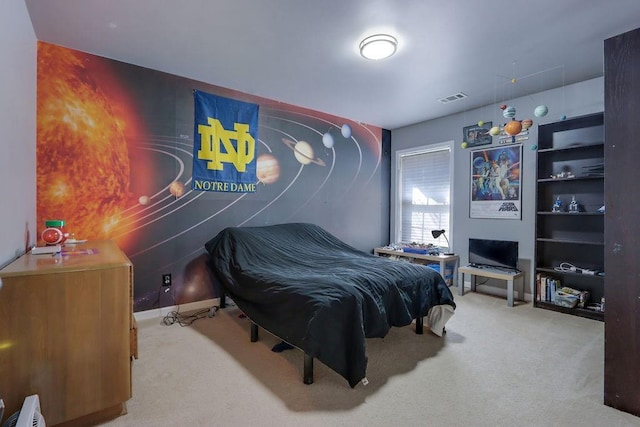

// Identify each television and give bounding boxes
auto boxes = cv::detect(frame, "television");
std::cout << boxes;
[468,238,519,271]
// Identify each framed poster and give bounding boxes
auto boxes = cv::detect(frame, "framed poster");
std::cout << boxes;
[470,145,522,219]
[463,122,492,147]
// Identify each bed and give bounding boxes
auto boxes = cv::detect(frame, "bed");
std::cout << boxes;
[204,222,456,388]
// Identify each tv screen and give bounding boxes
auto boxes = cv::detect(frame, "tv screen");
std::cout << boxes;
[468,238,518,270]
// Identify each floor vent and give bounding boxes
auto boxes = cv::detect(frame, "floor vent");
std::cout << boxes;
[437,92,468,104]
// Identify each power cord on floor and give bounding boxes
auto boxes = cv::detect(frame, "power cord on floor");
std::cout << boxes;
[474,278,491,286]
[161,306,219,327]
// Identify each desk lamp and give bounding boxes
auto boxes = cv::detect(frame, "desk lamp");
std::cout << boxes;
[431,230,454,255]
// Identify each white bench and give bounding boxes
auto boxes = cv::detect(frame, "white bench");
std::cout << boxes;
[458,265,524,307]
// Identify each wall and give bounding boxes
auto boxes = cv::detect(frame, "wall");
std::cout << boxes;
[391,77,604,297]
[34,42,389,312]
[0,0,37,267]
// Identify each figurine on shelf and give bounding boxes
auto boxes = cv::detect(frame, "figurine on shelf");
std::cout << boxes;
[568,196,579,213]
[552,196,562,212]
[550,171,575,179]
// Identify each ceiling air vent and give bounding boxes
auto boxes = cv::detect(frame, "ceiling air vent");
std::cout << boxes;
[437,92,468,104]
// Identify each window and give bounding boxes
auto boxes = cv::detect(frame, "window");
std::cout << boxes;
[395,142,452,246]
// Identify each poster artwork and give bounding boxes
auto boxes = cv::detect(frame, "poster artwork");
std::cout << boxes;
[470,145,522,219]
[463,122,492,147]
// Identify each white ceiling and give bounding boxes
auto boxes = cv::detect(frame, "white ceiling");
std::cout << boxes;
[24,0,640,130]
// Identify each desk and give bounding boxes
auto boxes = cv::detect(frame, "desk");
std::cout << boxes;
[458,265,524,307]
[373,248,460,288]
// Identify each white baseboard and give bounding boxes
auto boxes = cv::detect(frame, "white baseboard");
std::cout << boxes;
[134,297,221,322]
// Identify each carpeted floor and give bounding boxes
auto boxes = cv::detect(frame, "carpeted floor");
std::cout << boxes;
[102,292,640,426]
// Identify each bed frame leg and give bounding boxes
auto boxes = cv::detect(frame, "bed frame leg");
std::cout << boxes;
[415,316,424,334]
[303,353,314,385]
[250,322,259,342]
[219,287,226,308]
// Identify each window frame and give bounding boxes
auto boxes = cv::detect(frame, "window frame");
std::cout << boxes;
[393,141,454,247]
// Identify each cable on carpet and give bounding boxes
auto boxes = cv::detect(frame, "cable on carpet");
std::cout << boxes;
[161,306,219,326]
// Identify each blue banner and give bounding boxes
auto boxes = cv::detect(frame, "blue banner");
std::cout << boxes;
[192,90,259,193]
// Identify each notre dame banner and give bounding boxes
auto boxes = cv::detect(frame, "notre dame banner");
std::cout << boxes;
[192,90,259,193]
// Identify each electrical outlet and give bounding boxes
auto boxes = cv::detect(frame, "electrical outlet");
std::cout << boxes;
[162,273,172,286]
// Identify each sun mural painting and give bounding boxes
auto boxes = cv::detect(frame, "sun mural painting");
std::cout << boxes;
[36,43,139,243]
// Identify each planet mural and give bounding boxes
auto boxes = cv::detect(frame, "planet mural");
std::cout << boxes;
[281,138,326,166]
[322,132,334,148]
[34,41,386,314]
[256,153,281,184]
[341,124,352,139]
[294,141,314,165]
[169,180,185,197]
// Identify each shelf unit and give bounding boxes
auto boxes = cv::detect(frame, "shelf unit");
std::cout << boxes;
[535,112,604,321]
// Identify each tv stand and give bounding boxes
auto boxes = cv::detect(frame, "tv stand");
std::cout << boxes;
[458,265,524,307]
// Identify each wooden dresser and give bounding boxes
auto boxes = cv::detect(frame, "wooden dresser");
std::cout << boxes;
[0,240,136,426]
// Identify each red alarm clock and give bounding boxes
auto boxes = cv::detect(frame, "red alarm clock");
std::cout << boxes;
[41,220,68,245]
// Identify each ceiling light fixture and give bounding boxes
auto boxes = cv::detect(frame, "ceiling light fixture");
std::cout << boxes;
[359,34,398,60]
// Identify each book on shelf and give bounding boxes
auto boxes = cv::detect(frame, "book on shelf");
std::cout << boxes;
[536,273,561,304]
[536,273,592,309]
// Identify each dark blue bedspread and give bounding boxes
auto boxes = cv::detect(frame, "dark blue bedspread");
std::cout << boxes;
[205,223,455,387]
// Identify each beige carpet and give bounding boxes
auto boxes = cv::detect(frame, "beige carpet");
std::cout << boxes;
[102,292,640,427]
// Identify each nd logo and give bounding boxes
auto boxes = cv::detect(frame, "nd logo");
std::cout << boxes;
[197,118,255,172]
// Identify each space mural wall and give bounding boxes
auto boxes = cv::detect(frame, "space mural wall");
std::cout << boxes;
[36,42,389,311]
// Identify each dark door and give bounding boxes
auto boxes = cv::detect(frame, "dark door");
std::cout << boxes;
[604,26,640,416]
